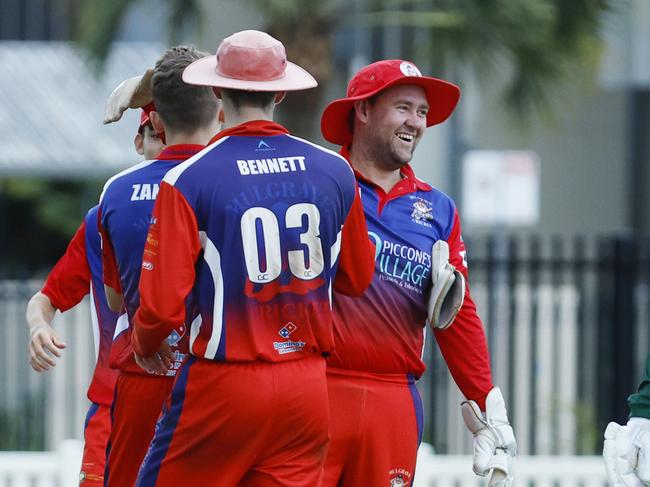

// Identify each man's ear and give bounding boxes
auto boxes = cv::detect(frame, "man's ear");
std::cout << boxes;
[149,111,165,136]
[353,99,371,124]
[218,107,225,124]
[213,87,223,100]
[274,91,286,104]
[134,133,144,155]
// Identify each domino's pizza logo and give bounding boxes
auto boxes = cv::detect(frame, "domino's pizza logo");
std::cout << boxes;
[166,325,186,346]
[278,322,297,338]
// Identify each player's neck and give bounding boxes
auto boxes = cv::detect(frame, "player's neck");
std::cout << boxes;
[223,107,274,129]
[349,143,403,194]
[164,124,220,147]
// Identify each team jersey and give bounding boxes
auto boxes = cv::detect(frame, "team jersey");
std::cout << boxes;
[132,121,375,362]
[329,147,493,406]
[99,145,204,375]
[629,353,650,419]
[41,206,119,406]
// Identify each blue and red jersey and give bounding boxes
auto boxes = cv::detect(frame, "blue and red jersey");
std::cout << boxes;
[99,145,204,375]
[41,206,119,406]
[133,121,375,362]
[329,147,493,407]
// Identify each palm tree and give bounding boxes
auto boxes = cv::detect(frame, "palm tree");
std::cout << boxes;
[76,0,615,133]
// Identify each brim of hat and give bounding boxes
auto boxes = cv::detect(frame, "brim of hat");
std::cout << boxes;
[321,75,460,145]
[182,55,317,92]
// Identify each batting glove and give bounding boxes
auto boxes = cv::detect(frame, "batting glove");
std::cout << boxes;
[604,417,650,486]
[103,68,154,124]
[461,387,517,486]
[427,240,465,329]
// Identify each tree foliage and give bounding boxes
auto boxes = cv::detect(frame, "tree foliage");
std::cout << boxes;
[74,0,616,117]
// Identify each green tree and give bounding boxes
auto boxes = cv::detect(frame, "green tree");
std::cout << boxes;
[75,0,616,126]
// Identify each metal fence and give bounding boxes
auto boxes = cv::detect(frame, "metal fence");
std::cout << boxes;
[1,234,649,455]
[0,280,94,451]
[421,234,650,456]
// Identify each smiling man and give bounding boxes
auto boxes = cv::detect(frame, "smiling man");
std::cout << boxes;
[320,60,517,486]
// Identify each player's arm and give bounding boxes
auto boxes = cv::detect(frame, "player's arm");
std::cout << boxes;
[630,353,650,420]
[26,292,67,372]
[436,210,516,483]
[604,353,650,485]
[133,182,201,359]
[27,220,91,371]
[332,186,375,296]
[98,208,123,312]
[433,210,493,407]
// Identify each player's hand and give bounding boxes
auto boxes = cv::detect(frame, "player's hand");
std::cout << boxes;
[103,69,154,124]
[134,340,174,376]
[28,323,67,372]
[427,240,465,329]
[604,418,650,486]
[461,387,517,485]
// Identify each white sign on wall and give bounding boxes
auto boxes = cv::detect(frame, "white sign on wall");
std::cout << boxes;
[462,150,541,227]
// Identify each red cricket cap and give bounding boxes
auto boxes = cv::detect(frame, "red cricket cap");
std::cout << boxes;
[321,60,461,145]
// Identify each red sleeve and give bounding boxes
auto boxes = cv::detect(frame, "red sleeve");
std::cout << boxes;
[41,221,91,312]
[133,182,201,357]
[333,186,375,296]
[433,209,493,410]
[98,207,121,293]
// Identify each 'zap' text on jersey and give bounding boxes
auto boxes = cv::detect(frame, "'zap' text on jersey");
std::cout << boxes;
[131,183,160,201]
[237,156,306,176]
[369,231,431,293]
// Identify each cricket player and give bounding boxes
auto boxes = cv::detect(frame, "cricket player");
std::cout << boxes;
[604,352,650,486]
[25,105,163,484]
[98,46,221,486]
[319,59,516,486]
[131,30,375,486]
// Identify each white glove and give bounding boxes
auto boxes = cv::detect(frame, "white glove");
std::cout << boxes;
[427,240,465,329]
[461,387,517,486]
[604,417,650,486]
[103,68,154,124]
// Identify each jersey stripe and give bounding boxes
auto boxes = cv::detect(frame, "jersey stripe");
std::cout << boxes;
[286,134,354,176]
[163,137,230,186]
[98,159,157,202]
[89,281,100,360]
[199,231,224,360]
[113,313,129,339]
[188,313,202,355]
[328,228,343,308]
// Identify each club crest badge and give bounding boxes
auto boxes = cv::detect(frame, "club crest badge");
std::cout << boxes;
[411,198,433,225]
[400,61,422,77]
[389,468,412,486]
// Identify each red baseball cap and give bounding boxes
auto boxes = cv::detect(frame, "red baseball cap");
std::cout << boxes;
[138,102,165,143]
[138,102,156,130]
[321,60,461,145]
[183,30,317,92]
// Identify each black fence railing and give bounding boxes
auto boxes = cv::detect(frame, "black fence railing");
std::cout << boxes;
[1,234,649,453]
[420,234,650,455]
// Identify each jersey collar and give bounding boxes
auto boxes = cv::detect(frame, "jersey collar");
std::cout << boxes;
[340,145,432,196]
[209,120,289,144]
[155,144,205,161]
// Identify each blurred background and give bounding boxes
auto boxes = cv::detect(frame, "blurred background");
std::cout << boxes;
[0,0,649,485]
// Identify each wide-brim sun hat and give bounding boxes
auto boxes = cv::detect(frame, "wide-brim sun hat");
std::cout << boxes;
[183,30,317,92]
[321,60,460,145]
